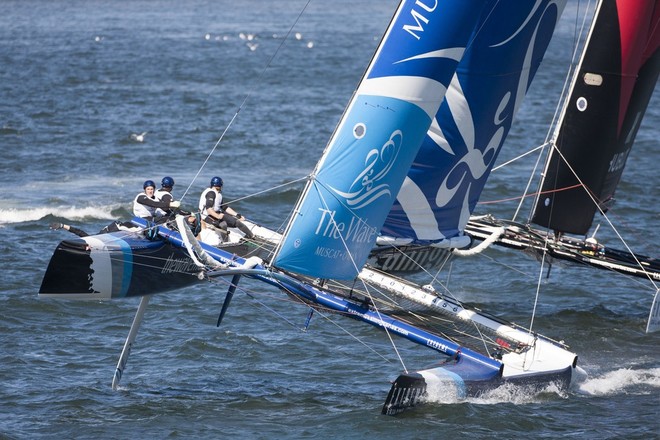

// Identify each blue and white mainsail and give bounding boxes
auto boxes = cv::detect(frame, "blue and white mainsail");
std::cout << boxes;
[380,0,567,244]
[274,0,495,279]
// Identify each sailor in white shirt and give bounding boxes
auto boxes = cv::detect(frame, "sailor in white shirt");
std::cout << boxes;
[133,179,180,221]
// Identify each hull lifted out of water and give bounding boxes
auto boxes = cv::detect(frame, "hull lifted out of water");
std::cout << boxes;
[39,217,262,299]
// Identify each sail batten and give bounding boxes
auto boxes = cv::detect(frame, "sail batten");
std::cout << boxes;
[359,76,449,118]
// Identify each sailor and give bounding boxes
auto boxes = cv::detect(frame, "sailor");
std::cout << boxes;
[134,179,180,221]
[198,176,254,239]
[49,222,89,237]
[50,221,139,237]
[155,176,183,217]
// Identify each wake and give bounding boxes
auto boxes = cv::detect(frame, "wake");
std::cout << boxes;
[422,366,660,406]
[576,367,660,396]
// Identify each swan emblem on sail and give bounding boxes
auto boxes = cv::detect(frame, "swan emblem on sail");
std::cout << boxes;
[329,129,402,210]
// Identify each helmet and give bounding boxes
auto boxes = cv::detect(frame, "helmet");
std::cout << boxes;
[143,180,156,189]
[210,176,223,187]
[161,176,175,187]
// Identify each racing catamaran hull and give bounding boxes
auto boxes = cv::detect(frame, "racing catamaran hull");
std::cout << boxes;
[39,218,257,300]
[383,362,574,415]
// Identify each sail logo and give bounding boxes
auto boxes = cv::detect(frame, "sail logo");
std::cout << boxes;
[608,149,630,173]
[403,0,438,40]
[315,208,377,245]
[434,91,508,221]
[329,129,402,210]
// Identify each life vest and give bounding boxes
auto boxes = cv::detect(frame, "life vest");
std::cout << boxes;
[155,189,173,217]
[199,187,223,220]
[133,192,157,218]
[155,189,172,202]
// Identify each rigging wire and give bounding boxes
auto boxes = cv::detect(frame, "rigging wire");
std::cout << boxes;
[490,143,546,173]
[544,144,659,290]
[308,180,410,373]
[178,0,315,204]
[91,3,315,250]
[207,272,396,364]
[223,176,308,206]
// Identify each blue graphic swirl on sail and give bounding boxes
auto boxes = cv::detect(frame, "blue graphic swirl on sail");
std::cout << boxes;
[380,0,566,244]
[274,0,495,279]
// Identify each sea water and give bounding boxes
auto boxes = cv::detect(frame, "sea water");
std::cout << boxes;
[1,0,658,438]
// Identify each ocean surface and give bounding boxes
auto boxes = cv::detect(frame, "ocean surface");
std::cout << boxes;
[1,0,658,438]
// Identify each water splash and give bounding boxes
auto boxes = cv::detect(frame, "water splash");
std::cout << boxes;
[0,205,119,224]
[423,380,569,406]
[577,367,660,396]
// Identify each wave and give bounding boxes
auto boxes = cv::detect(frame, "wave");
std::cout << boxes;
[0,205,122,224]
[422,365,660,406]
[577,367,660,396]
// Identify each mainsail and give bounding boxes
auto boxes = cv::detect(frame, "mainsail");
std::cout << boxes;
[532,0,660,235]
[381,0,567,244]
[273,0,496,279]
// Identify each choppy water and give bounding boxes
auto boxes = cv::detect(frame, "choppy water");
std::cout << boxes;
[1,1,658,439]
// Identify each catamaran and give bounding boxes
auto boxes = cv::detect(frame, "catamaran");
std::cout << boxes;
[464,0,659,284]
[40,0,588,414]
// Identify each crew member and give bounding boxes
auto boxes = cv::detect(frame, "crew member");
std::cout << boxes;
[134,179,180,221]
[155,176,182,217]
[198,176,254,239]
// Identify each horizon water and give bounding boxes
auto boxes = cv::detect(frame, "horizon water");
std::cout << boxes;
[1,1,658,438]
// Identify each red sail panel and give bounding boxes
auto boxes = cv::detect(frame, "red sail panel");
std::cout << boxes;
[532,0,659,235]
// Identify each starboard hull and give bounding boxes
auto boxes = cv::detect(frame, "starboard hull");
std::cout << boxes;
[382,362,574,415]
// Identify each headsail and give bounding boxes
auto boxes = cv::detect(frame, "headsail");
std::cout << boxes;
[532,0,660,235]
[274,0,496,279]
[381,0,567,244]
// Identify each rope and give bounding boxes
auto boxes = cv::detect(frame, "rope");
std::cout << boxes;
[478,183,583,205]
[300,180,411,372]
[178,0,315,203]
[452,227,505,256]
[544,143,659,290]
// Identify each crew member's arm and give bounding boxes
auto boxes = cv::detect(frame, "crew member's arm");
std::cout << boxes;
[224,205,241,218]
[219,200,243,219]
[137,194,171,210]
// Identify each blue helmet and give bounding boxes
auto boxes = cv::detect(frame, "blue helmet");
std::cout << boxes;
[210,176,223,187]
[161,176,175,188]
[143,180,156,189]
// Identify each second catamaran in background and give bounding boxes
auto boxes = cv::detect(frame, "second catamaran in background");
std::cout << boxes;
[465,0,659,282]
